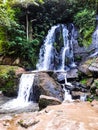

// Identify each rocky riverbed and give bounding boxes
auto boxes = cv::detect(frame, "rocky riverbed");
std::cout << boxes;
[0,101,98,130]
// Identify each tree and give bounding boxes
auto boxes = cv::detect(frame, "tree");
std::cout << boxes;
[9,0,43,40]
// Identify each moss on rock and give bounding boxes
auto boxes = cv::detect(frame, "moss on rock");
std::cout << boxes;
[0,65,24,97]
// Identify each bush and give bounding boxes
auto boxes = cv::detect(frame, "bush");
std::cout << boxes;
[74,8,95,46]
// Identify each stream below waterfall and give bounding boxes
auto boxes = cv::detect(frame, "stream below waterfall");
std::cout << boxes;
[0,74,39,115]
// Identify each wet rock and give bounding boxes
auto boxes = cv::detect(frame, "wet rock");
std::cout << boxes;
[70,82,88,92]
[55,72,66,82]
[33,72,64,102]
[67,69,78,79]
[71,91,91,100]
[39,95,61,109]
[55,69,78,82]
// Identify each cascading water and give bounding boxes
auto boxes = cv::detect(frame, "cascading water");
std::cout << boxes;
[63,73,73,102]
[0,73,35,110]
[60,25,69,70]
[63,87,73,102]
[16,73,35,103]
[60,24,76,70]
[36,25,60,70]
[37,24,76,71]
[80,94,87,101]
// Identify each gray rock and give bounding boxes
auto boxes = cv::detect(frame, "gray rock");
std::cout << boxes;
[78,64,92,76]
[67,69,78,79]
[33,72,64,102]
[89,58,98,73]
[71,91,91,100]
[55,69,78,82]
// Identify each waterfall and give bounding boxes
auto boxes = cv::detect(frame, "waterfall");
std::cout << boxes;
[80,94,87,101]
[37,24,76,71]
[60,24,76,70]
[60,25,69,70]
[37,25,60,70]
[63,87,73,102]
[1,74,35,110]
[62,73,73,102]
[17,73,35,103]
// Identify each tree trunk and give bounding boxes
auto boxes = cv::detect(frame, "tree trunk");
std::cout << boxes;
[28,21,33,40]
[26,13,29,40]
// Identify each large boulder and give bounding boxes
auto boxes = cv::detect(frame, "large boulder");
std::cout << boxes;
[33,72,64,102]
[39,95,61,109]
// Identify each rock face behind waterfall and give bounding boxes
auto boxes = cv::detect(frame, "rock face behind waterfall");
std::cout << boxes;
[33,72,64,102]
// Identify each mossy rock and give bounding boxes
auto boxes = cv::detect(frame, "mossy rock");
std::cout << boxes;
[0,65,23,97]
[0,65,18,77]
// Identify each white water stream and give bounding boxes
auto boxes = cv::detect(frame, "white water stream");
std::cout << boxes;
[0,73,35,110]
[63,73,73,102]
[37,25,59,70]
[63,73,87,102]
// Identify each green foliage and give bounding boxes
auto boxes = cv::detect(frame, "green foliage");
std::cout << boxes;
[1,70,16,90]
[74,8,95,46]
[0,4,16,27]
[0,3,19,54]
[0,65,18,95]
[0,65,18,77]
[87,97,93,102]
[80,78,87,85]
